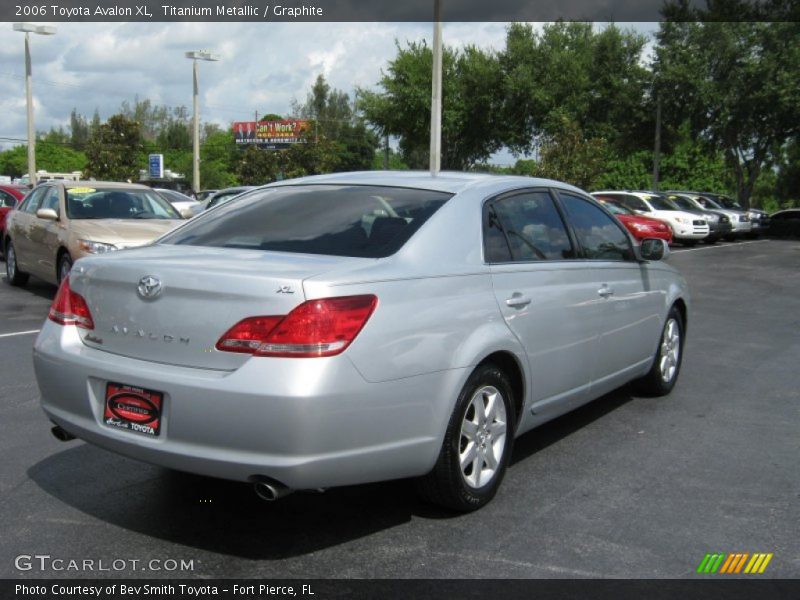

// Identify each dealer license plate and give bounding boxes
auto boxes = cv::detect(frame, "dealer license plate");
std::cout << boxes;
[103,382,163,437]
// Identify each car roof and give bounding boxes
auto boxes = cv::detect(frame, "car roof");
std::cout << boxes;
[260,170,587,196]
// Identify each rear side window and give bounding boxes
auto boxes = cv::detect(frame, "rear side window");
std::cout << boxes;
[0,190,18,208]
[484,190,574,262]
[161,185,452,258]
[560,194,633,261]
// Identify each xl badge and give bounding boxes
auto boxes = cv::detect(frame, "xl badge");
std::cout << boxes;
[138,275,162,299]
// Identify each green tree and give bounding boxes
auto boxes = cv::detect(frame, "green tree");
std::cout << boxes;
[236,145,280,185]
[498,22,651,155]
[529,117,609,190]
[84,114,143,181]
[654,15,800,206]
[0,143,86,178]
[201,130,238,189]
[361,42,503,169]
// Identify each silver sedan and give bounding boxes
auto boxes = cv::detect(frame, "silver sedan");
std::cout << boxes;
[33,172,689,511]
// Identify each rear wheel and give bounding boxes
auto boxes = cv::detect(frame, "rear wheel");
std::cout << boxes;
[4,240,29,286]
[636,306,684,396]
[417,363,515,512]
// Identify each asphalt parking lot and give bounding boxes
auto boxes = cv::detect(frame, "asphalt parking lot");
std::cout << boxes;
[0,239,798,579]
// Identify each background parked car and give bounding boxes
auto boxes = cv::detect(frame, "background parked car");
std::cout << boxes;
[594,197,673,244]
[154,188,203,219]
[768,208,800,238]
[665,191,753,240]
[4,181,183,287]
[701,192,769,238]
[0,183,29,258]
[591,191,709,245]
[662,193,732,243]
[204,186,258,211]
[34,172,687,512]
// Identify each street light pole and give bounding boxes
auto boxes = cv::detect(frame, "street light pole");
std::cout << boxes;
[185,50,220,194]
[429,0,442,177]
[13,23,56,187]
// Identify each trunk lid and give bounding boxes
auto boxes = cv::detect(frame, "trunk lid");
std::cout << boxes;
[70,245,365,370]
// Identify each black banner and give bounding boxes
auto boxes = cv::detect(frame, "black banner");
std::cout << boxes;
[2,0,799,23]
[4,579,800,600]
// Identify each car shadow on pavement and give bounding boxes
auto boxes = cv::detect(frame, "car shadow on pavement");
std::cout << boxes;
[510,386,636,467]
[27,443,421,560]
[26,387,636,560]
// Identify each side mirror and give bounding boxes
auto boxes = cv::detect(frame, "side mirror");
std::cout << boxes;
[36,208,59,221]
[639,238,669,261]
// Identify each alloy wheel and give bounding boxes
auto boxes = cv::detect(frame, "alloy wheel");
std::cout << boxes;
[659,318,681,383]
[459,385,508,489]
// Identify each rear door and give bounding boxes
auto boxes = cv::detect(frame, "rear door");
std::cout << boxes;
[486,189,601,414]
[8,186,46,272]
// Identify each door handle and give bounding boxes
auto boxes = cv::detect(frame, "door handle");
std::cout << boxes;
[597,285,615,298]
[505,293,532,308]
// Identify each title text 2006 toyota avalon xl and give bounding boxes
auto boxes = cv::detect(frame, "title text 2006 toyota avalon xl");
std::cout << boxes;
[33,172,688,511]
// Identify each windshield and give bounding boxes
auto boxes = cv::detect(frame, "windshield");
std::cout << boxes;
[668,195,696,211]
[161,184,453,258]
[67,187,182,220]
[697,196,723,209]
[157,189,194,204]
[598,199,632,216]
[645,195,678,211]
[715,196,741,210]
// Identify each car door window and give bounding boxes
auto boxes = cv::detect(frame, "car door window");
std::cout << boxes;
[39,187,60,215]
[484,190,574,262]
[560,193,634,261]
[20,188,45,214]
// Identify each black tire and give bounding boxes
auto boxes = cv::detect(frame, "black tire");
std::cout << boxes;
[57,253,73,285]
[724,235,736,242]
[682,239,698,247]
[705,236,718,244]
[4,240,29,286]
[417,363,516,512]
[635,306,684,397]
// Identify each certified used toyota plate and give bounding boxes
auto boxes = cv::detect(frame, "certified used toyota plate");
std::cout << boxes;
[33,171,689,511]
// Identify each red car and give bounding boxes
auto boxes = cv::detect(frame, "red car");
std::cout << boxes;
[596,197,674,244]
[0,184,29,255]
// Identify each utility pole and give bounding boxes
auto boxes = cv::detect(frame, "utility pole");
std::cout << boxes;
[185,50,219,194]
[429,0,442,176]
[652,94,662,191]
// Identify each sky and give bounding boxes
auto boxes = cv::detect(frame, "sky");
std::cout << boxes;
[0,21,658,162]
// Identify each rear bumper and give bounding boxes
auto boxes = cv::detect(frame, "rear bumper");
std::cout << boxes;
[34,320,463,489]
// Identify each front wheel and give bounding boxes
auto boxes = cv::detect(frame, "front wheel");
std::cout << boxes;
[635,306,684,396]
[416,363,516,512]
[5,240,29,286]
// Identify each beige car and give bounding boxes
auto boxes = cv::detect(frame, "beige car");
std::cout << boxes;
[4,181,183,287]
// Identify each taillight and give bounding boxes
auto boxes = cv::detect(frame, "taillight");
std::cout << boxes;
[49,277,94,329]
[216,295,377,358]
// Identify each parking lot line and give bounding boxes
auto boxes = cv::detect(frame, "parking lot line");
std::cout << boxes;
[671,239,770,253]
[0,329,41,339]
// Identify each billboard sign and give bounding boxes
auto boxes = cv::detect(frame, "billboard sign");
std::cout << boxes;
[233,119,309,149]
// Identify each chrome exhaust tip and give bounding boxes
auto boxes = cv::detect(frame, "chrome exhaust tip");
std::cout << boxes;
[252,477,292,502]
[51,425,76,442]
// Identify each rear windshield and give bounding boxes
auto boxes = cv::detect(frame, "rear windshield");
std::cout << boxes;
[160,184,453,258]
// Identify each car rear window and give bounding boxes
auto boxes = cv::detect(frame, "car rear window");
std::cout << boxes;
[160,184,453,258]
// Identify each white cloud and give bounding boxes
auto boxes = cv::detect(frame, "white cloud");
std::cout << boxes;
[0,21,513,148]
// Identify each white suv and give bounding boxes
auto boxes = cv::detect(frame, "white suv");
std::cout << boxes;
[592,191,709,245]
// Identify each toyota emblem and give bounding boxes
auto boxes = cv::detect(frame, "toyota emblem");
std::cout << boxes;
[137,276,162,299]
